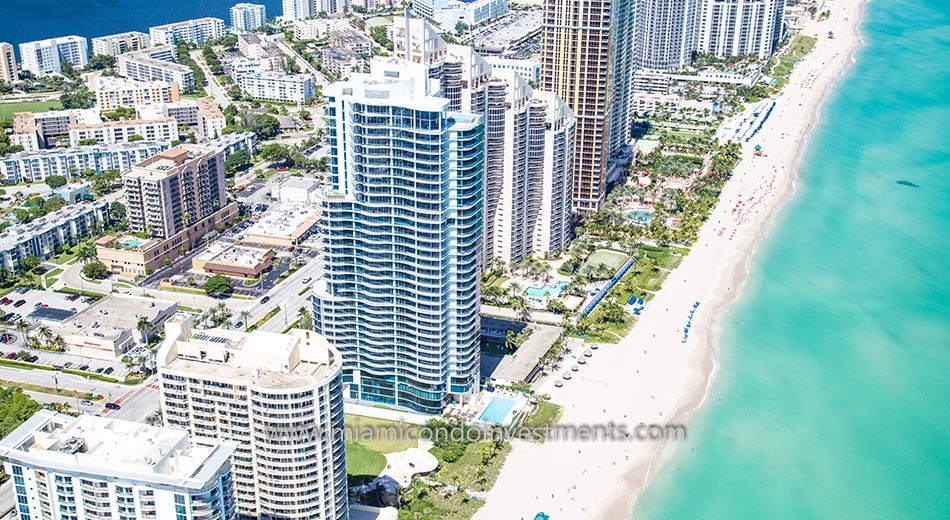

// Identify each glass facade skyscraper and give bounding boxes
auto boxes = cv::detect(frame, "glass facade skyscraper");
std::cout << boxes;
[312,59,483,414]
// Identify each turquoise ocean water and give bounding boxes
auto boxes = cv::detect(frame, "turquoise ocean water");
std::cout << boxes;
[634,0,950,518]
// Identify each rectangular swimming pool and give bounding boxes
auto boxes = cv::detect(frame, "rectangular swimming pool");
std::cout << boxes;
[478,397,517,424]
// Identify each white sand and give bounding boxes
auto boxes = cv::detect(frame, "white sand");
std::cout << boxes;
[474,2,867,518]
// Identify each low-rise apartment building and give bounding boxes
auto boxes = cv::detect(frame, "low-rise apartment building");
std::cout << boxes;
[91,31,150,56]
[149,17,227,46]
[68,117,179,146]
[0,142,168,183]
[118,46,196,91]
[94,76,181,111]
[136,98,226,139]
[236,72,313,103]
[0,201,110,273]
[0,411,238,520]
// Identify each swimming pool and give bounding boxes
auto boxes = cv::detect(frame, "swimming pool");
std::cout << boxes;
[624,209,653,223]
[525,281,568,299]
[478,397,517,424]
[119,236,146,248]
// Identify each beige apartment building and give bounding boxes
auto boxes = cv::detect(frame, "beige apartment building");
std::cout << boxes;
[94,76,181,111]
[156,316,348,520]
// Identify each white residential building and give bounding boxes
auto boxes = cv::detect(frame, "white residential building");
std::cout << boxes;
[484,56,540,85]
[236,72,314,103]
[157,316,348,520]
[0,201,110,273]
[636,0,703,71]
[68,117,180,146]
[91,31,150,56]
[314,57,483,413]
[697,0,784,59]
[1,42,16,83]
[11,108,101,150]
[0,411,238,520]
[18,36,88,76]
[118,46,195,91]
[411,0,508,28]
[0,142,168,183]
[292,19,351,40]
[230,3,267,32]
[94,76,181,111]
[282,0,313,21]
[317,0,349,15]
[137,98,226,139]
[149,18,227,47]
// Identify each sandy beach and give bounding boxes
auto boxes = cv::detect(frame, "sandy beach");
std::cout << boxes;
[473,2,867,518]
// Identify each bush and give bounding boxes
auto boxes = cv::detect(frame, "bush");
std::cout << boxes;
[81,261,109,280]
[204,275,233,297]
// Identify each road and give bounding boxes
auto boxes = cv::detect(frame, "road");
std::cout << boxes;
[269,37,330,87]
[0,366,126,399]
[101,375,161,423]
[190,50,231,107]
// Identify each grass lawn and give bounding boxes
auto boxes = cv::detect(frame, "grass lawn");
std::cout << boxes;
[490,275,509,288]
[772,35,818,78]
[346,441,387,485]
[521,401,563,429]
[43,268,63,286]
[0,100,61,120]
[47,249,78,265]
[0,379,96,400]
[55,287,107,298]
[578,248,628,276]
[430,441,512,492]
[343,414,419,453]
[399,481,485,519]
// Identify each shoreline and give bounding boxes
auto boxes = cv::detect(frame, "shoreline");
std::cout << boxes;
[473,2,868,519]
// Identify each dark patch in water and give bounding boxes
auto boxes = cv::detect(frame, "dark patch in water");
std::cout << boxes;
[896,180,919,188]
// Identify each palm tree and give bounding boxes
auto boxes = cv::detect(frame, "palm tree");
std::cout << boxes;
[238,310,252,330]
[136,315,151,345]
[76,242,97,264]
[14,318,30,345]
[296,307,312,330]
[36,325,52,347]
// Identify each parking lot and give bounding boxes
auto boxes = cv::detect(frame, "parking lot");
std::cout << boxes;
[0,287,132,378]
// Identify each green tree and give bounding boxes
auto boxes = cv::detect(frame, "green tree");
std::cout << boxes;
[238,310,252,330]
[259,143,293,165]
[76,242,98,264]
[0,387,43,438]
[249,114,280,139]
[60,82,95,109]
[44,175,68,189]
[81,261,110,280]
[22,256,41,272]
[203,275,233,297]
[126,134,145,142]
[109,201,126,223]
[86,54,117,70]
[136,315,151,344]
[224,150,252,174]
[296,306,313,330]
[455,21,469,34]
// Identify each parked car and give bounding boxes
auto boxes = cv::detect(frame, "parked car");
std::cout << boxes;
[78,364,89,371]
[63,362,73,368]
[26,356,38,363]
[104,402,121,410]
[103,367,114,375]
[13,300,26,307]
[66,294,81,301]
[5,352,17,359]
[14,287,29,294]
[80,400,94,406]
[95,367,104,373]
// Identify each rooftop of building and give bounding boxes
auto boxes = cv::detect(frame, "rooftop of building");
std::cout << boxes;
[244,203,320,239]
[119,50,192,72]
[481,317,563,383]
[92,31,149,40]
[95,232,163,252]
[472,11,543,50]
[124,145,215,180]
[240,71,313,82]
[277,177,319,191]
[151,17,223,29]
[323,47,362,61]
[0,141,166,161]
[0,410,236,489]
[43,294,177,342]
[0,201,105,250]
[19,35,85,47]
[69,116,176,130]
[93,76,174,91]
[15,108,101,125]
[157,315,341,388]
[195,241,272,267]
